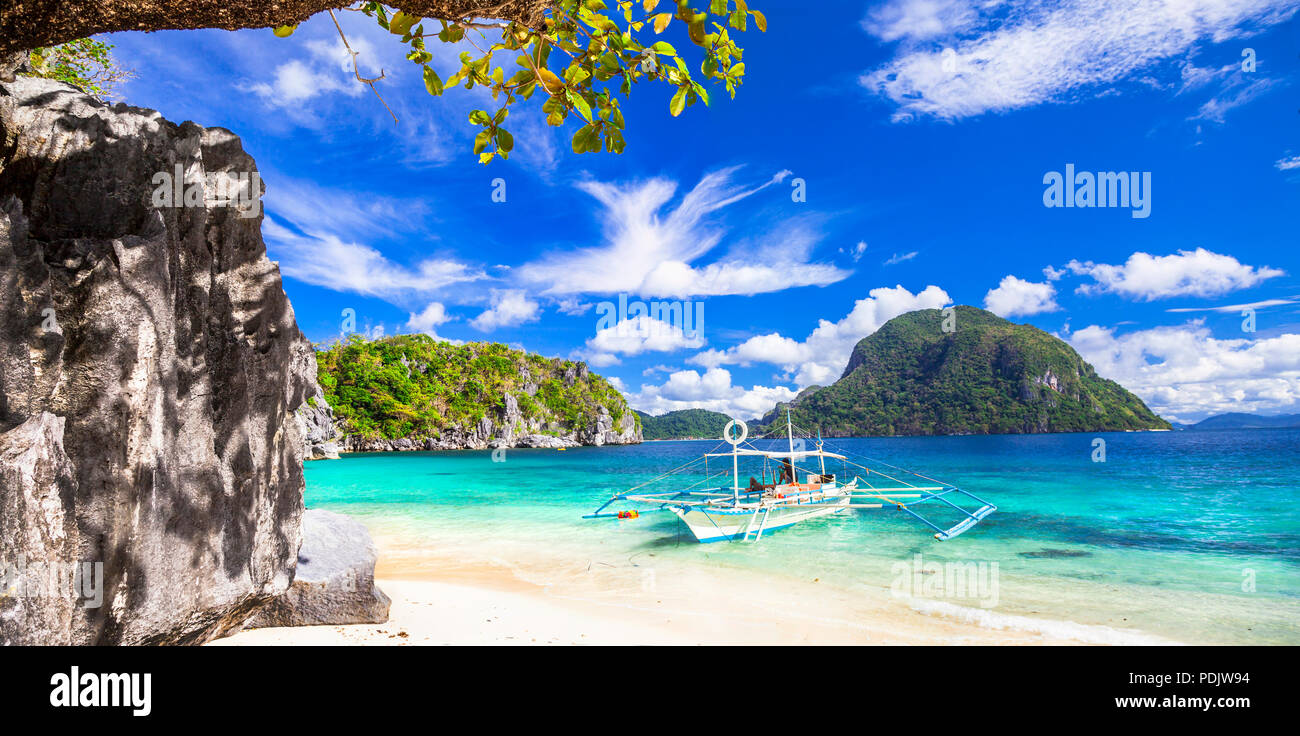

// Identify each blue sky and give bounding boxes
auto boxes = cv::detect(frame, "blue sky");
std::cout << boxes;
[104,1,1300,424]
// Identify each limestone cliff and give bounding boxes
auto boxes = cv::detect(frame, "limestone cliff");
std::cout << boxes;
[316,335,641,451]
[0,74,312,644]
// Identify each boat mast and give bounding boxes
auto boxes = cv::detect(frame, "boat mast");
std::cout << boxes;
[786,409,796,483]
[732,446,739,504]
[787,409,794,456]
[817,428,826,477]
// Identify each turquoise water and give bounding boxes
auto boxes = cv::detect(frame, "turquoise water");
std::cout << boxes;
[305,429,1300,644]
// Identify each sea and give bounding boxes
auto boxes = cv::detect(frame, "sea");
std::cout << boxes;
[303,428,1300,645]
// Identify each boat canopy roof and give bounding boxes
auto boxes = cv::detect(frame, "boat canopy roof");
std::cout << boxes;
[704,449,847,460]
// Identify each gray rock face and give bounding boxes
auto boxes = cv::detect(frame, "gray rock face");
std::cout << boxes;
[0,412,77,645]
[336,385,640,453]
[242,509,389,629]
[297,382,342,460]
[0,76,311,644]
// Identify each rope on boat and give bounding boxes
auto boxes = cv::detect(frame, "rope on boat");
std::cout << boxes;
[618,454,709,495]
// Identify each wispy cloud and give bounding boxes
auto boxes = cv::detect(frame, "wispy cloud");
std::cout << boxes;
[264,216,484,301]
[1166,298,1297,313]
[517,168,848,297]
[860,0,1298,121]
[883,251,918,266]
[1275,155,1300,171]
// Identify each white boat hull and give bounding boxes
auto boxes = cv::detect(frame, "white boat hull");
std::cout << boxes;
[670,486,852,543]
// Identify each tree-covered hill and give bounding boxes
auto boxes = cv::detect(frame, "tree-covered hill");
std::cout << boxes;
[315,335,640,450]
[761,306,1168,436]
[636,408,734,440]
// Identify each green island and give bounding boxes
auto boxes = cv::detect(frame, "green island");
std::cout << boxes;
[636,408,735,440]
[316,335,636,443]
[758,306,1169,436]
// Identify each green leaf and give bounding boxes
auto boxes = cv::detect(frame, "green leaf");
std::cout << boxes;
[389,12,419,36]
[422,66,444,96]
[651,41,677,56]
[566,90,593,121]
[669,86,687,116]
[572,124,600,153]
[493,106,509,124]
[469,109,492,125]
[473,130,491,154]
[272,25,297,38]
[564,65,591,84]
[688,20,707,45]
[495,128,514,153]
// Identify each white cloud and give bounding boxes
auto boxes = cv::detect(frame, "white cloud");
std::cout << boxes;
[1275,155,1300,171]
[862,0,983,42]
[1069,322,1300,423]
[1191,76,1281,123]
[262,174,430,242]
[263,216,484,299]
[842,241,869,262]
[690,285,952,386]
[883,251,918,266]
[860,0,1298,121]
[984,275,1060,317]
[554,297,592,316]
[1067,248,1283,300]
[1166,298,1297,314]
[469,289,541,331]
[405,302,460,341]
[629,368,799,420]
[518,168,849,297]
[246,36,380,108]
[586,316,706,357]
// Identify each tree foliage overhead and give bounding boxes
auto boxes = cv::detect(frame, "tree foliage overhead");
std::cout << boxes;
[1,1,764,163]
[339,0,763,162]
[27,38,134,102]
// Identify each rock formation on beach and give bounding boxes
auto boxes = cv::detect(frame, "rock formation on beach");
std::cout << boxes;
[0,71,312,644]
[241,509,389,629]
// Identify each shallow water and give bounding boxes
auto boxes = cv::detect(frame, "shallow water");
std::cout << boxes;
[305,428,1300,644]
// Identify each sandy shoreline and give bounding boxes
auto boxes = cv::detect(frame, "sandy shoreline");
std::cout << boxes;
[211,540,1100,645]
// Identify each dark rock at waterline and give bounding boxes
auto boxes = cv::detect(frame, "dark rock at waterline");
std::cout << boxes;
[241,510,390,629]
[0,75,313,644]
[1018,548,1093,559]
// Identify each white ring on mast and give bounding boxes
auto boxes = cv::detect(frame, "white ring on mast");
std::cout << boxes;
[723,419,748,446]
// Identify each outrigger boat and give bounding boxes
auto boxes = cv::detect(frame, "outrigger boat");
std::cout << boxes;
[586,412,996,543]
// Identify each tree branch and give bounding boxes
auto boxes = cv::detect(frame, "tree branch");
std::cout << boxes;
[0,0,554,56]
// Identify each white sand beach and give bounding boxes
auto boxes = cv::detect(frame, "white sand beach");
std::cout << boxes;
[212,538,1094,646]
